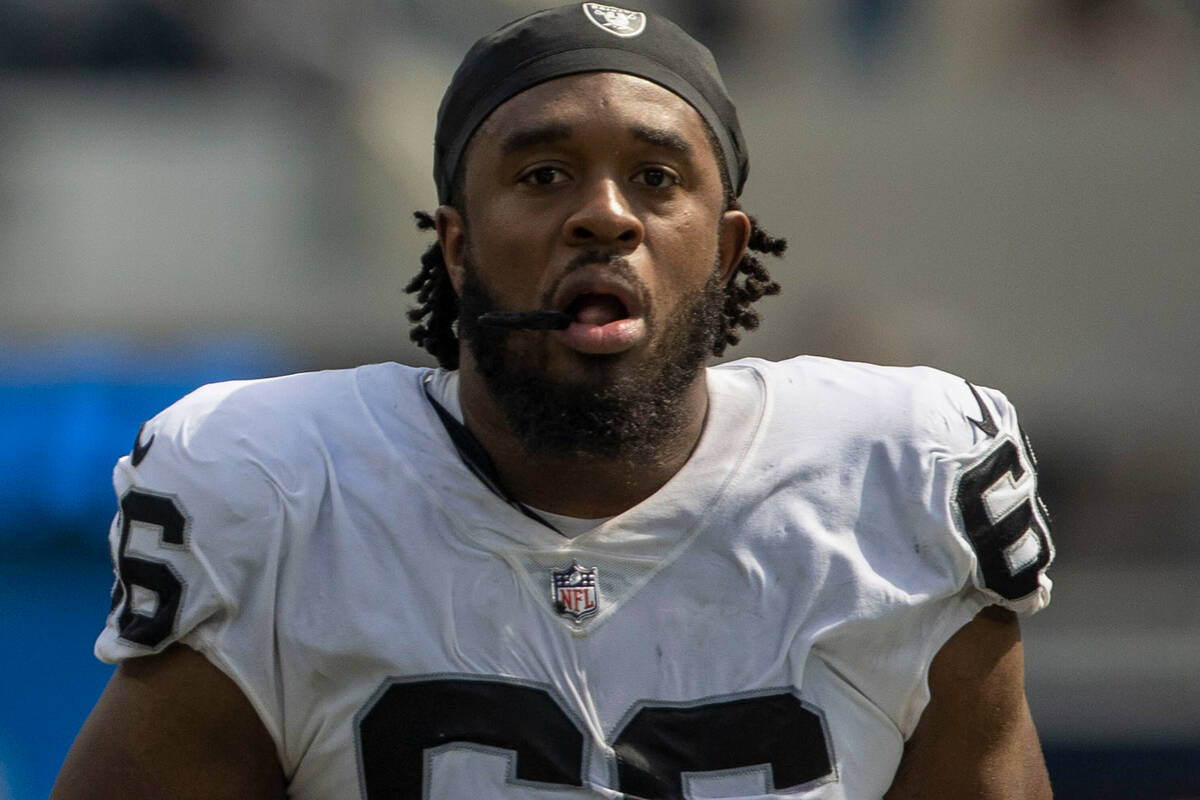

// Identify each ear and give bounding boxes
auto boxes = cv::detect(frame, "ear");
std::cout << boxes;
[436,205,466,293]
[717,209,752,284]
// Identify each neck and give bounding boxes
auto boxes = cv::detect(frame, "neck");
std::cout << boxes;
[456,358,709,518]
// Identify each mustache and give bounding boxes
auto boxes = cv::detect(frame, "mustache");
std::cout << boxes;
[552,250,637,290]
[541,249,646,310]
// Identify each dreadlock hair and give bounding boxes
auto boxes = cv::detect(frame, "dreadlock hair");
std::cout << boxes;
[405,211,461,369]
[405,207,784,370]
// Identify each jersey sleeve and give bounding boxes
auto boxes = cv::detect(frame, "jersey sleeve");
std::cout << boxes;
[95,379,311,748]
[877,370,1057,739]
[924,378,1055,617]
[746,357,1056,742]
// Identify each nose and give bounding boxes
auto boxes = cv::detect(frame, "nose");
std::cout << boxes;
[562,178,643,251]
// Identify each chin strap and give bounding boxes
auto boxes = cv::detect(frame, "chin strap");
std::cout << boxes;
[422,378,562,535]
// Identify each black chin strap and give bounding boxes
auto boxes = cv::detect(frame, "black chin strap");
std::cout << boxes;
[422,378,561,534]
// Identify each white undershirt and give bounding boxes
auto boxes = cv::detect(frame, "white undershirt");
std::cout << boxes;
[525,506,612,538]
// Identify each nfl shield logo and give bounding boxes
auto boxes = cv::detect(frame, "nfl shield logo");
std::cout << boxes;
[551,560,599,621]
[581,3,646,38]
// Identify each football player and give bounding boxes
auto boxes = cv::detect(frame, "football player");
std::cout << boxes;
[53,4,1054,798]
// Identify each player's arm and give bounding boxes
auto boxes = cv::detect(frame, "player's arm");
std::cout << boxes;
[52,643,286,800]
[884,605,1053,800]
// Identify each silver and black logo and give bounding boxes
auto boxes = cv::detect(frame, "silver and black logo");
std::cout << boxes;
[581,3,646,38]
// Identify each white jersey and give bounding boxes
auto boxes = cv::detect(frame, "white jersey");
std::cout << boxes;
[96,356,1053,799]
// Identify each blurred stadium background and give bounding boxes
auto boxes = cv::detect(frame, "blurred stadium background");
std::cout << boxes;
[1,0,1198,797]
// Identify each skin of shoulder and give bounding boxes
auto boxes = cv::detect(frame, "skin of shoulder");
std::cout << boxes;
[52,644,285,800]
[884,606,1053,799]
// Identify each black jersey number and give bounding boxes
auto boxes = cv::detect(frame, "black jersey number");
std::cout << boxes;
[109,489,187,648]
[955,438,1052,600]
[357,677,834,798]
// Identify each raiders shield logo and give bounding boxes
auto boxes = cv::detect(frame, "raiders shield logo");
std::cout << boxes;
[581,3,646,38]
[551,560,599,621]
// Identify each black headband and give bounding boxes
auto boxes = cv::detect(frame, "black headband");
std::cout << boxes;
[433,3,748,205]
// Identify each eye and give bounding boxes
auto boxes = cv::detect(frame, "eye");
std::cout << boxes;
[521,166,569,186]
[632,167,680,189]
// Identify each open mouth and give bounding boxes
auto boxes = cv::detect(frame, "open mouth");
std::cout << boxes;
[550,273,646,354]
[564,293,630,326]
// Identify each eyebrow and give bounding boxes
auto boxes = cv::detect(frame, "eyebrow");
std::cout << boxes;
[631,125,692,155]
[500,124,572,156]
[499,123,694,158]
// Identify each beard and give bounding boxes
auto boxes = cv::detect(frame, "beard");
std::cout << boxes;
[457,250,725,461]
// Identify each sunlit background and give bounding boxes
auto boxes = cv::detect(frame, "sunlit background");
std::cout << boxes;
[2,1,1198,797]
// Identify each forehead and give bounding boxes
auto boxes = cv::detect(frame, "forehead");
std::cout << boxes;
[470,72,715,161]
